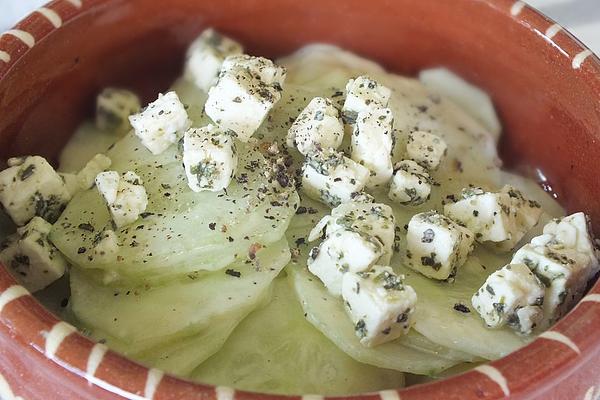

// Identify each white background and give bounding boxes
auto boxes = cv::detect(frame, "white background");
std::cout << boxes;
[0,0,599,54]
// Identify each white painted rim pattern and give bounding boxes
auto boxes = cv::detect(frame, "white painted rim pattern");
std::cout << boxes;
[0,2,597,400]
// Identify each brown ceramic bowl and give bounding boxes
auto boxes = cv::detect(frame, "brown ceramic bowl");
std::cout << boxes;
[0,0,599,399]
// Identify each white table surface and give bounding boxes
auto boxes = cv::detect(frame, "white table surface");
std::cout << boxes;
[0,0,599,54]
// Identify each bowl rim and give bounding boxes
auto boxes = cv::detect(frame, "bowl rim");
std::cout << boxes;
[0,0,600,399]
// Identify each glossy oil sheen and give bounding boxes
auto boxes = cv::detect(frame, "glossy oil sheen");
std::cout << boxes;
[0,0,599,399]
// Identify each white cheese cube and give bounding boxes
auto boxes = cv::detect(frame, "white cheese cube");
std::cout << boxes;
[307,229,384,296]
[406,211,475,280]
[95,171,148,228]
[444,187,515,243]
[77,154,112,190]
[388,160,432,205]
[287,97,344,155]
[308,201,396,265]
[342,265,417,347]
[512,233,594,323]
[96,88,141,133]
[444,186,542,250]
[205,55,286,142]
[406,131,447,170]
[0,156,71,225]
[342,76,391,123]
[183,125,237,192]
[471,263,545,334]
[0,217,68,292]
[301,149,369,207]
[90,229,119,264]
[350,108,394,187]
[542,212,600,275]
[220,54,287,85]
[184,28,243,91]
[129,91,190,155]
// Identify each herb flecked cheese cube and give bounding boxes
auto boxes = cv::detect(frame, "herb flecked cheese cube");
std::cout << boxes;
[406,131,447,170]
[342,265,417,347]
[205,55,286,142]
[0,156,72,226]
[406,211,475,280]
[184,28,244,92]
[512,215,599,324]
[350,107,394,188]
[95,171,148,228]
[444,186,542,250]
[129,91,191,155]
[542,212,600,274]
[301,148,369,207]
[287,97,344,155]
[472,263,545,334]
[309,201,396,265]
[0,217,68,292]
[388,160,432,206]
[96,88,141,133]
[342,76,391,123]
[183,125,237,192]
[77,154,112,190]
[307,229,384,296]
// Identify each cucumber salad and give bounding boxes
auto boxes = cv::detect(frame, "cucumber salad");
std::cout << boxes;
[1,29,599,395]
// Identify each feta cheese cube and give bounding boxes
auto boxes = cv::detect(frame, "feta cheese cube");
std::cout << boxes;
[342,265,417,346]
[444,187,514,243]
[0,217,68,292]
[0,156,72,225]
[205,55,286,142]
[129,91,190,155]
[472,263,545,334]
[388,160,432,205]
[77,154,112,190]
[406,211,475,280]
[307,229,384,296]
[96,88,141,133]
[406,131,447,170]
[301,149,369,207]
[308,201,396,265]
[512,233,595,323]
[287,97,344,155]
[184,28,243,91]
[95,171,148,228]
[542,212,600,275]
[342,76,391,123]
[444,186,542,250]
[350,108,394,187]
[183,125,237,192]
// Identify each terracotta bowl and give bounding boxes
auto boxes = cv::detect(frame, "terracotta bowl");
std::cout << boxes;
[0,0,599,399]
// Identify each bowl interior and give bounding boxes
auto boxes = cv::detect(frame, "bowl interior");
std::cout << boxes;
[0,0,599,398]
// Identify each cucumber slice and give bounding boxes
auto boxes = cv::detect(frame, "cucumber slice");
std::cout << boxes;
[419,67,502,140]
[192,277,406,395]
[58,122,120,173]
[51,131,298,284]
[288,265,464,375]
[70,240,290,352]
[395,248,532,360]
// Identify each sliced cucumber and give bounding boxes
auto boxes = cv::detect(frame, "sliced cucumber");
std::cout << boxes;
[419,67,502,140]
[70,240,290,352]
[51,131,298,284]
[192,277,406,395]
[58,122,120,173]
[288,265,465,375]
[394,247,532,360]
